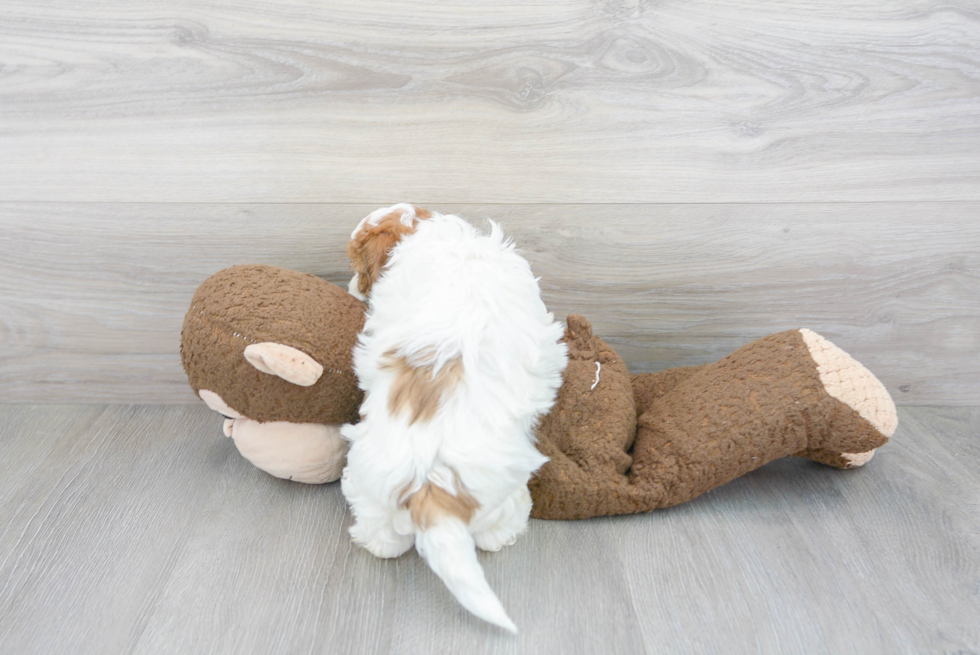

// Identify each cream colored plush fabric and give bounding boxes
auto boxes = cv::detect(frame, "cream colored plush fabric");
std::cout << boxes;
[198,387,347,483]
[198,389,243,419]
[800,328,898,439]
[244,342,324,387]
[228,418,348,484]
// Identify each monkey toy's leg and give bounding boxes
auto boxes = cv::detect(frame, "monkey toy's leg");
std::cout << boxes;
[628,329,896,510]
[529,317,896,520]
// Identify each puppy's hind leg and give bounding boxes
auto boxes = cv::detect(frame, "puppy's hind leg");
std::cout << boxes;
[348,510,415,559]
[473,486,532,552]
[342,474,414,558]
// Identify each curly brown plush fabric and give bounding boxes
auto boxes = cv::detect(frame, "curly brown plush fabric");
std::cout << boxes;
[180,269,896,520]
[529,316,894,520]
[529,316,639,519]
[181,265,365,424]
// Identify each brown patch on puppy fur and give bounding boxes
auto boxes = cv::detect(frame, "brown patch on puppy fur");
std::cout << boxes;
[403,480,480,529]
[381,349,464,424]
[347,206,431,297]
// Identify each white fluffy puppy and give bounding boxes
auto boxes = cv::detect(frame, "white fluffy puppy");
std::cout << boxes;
[341,204,567,632]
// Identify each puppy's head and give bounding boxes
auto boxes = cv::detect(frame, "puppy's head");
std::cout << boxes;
[347,204,432,300]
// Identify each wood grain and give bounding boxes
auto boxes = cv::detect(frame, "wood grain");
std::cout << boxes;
[0,405,101,506]
[0,404,977,653]
[2,0,977,650]
[1,0,978,203]
[1,202,977,405]
[612,406,980,653]
[0,405,232,654]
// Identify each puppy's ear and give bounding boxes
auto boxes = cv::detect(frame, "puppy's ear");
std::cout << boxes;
[347,205,431,297]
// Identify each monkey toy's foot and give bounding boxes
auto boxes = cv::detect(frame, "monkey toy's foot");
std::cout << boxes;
[795,329,898,469]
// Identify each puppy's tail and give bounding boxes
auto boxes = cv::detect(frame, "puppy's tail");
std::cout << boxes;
[414,516,517,633]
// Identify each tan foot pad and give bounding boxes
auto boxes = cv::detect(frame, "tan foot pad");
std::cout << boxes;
[800,329,898,439]
[841,449,876,467]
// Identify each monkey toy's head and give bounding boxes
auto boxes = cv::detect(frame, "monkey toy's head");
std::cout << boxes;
[180,264,365,483]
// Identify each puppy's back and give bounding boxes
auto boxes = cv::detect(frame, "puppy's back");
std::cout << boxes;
[360,214,567,422]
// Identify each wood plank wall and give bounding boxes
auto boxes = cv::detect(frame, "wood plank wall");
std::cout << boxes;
[1,0,978,404]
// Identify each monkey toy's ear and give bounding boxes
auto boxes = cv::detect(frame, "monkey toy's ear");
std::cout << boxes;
[181,263,365,425]
[244,342,324,387]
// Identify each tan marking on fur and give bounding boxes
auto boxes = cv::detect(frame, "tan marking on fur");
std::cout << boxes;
[403,480,480,529]
[347,206,431,296]
[381,350,464,424]
[800,328,898,438]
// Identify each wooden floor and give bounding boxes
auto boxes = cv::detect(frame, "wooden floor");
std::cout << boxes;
[0,404,977,654]
[2,1,978,653]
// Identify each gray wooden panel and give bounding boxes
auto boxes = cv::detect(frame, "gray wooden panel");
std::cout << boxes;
[0,405,101,508]
[1,0,978,203]
[382,521,647,655]
[0,405,232,654]
[0,202,360,404]
[612,405,980,653]
[132,436,647,655]
[1,202,977,405]
[0,404,978,653]
[129,447,391,655]
[507,203,980,406]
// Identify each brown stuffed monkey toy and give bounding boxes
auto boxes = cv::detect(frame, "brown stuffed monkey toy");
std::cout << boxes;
[181,265,365,484]
[181,265,896,519]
